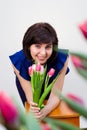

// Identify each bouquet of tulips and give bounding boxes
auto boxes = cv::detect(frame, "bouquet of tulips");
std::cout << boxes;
[28,63,59,109]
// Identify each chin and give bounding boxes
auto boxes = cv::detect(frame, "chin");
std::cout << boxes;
[39,60,46,65]
[36,58,47,65]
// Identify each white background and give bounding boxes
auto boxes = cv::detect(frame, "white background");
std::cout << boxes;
[0,0,87,127]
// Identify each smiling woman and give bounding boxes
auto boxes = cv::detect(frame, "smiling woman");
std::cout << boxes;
[9,22,69,120]
[29,43,53,65]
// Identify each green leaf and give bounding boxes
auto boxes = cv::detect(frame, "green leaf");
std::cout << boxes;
[31,71,35,94]
[38,73,60,108]
[44,75,49,91]
[34,71,37,89]
[56,91,87,118]
[76,67,87,79]
[33,87,42,104]
[70,51,87,60]
[44,118,81,130]
[19,125,27,130]
[12,98,26,125]
[26,112,42,130]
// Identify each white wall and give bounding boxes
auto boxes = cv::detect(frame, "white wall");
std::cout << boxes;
[0,0,87,109]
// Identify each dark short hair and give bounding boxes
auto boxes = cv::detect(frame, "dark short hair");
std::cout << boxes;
[23,22,58,63]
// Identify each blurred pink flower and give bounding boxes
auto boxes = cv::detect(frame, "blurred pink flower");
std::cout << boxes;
[70,55,83,68]
[66,93,84,105]
[79,20,87,39]
[48,68,55,77]
[0,91,19,124]
[41,123,51,130]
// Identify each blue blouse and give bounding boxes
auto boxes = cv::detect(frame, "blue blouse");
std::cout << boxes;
[9,49,69,105]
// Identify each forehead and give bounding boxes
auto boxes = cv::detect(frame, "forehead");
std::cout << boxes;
[35,42,53,45]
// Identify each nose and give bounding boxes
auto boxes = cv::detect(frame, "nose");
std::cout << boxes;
[40,48,46,56]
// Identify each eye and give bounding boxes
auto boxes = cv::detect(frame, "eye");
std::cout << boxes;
[35,44,41,48]
[46,44,53,49]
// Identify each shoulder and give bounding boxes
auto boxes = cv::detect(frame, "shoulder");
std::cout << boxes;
[9,50,32,67]
[47,49,69,84]
[57,48,69,59]
[9,50,32,80]
[55,48,69,67]
[9,50,26,61]
[51,48,69,75]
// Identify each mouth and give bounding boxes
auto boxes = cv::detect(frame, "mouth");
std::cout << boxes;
[36,56,47,63]
[38,56,46,60]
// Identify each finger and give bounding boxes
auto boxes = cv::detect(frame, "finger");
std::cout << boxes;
[30,101,38,106]
[35,112,42,119]
[35,111,46,121]
[31,107,40,112]
[30,105,40,112]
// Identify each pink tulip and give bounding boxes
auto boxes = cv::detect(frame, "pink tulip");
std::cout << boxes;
[28,64,44,76]
[70,55,83,68]
[0,91,19,124]
[41,123,51,130]
[36,63,42,71]
[66,93,84,105]
[28,66,33,76]
[48,68,55,77]
[79,20,87,39]
[32,64,36,70]
[40,65,44,74]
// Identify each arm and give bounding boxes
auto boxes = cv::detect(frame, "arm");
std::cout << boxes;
[36,57,69,120]
[12,65,33,103]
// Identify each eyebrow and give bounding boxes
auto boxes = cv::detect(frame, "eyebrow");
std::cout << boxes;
[36,43,52,46]
[46,43,52,45]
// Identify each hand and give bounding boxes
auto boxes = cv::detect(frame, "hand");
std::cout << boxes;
[29,101,47,120]
[29,101,41,118]
[37,108,47,121]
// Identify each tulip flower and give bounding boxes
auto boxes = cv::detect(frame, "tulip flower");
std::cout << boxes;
[57,91,87,119]
[79,20,87,39]
[0,91,19,126]
[28,63,60,108]
[70,55,83,68]
[48,68,55,78]
[41,123,51,130]
[70,52,87,79]
[66,93,84,106]
[36,63,42,71]
[44,68,55,91]
[28,66,33,76]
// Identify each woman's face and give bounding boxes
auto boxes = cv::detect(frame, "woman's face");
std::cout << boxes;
[30,43,53,64]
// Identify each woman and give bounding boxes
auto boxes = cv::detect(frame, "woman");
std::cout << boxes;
[9,22,69,120]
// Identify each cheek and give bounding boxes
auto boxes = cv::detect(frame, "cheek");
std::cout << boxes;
[30,47,38,58]
[48,49,53,56]
[30,50,35,56]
